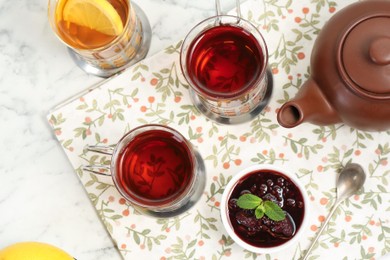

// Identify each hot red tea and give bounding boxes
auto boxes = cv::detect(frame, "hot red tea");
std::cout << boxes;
[186,24,264,97]
[115,129,194,206]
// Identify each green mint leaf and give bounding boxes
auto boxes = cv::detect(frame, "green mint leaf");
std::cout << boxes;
[264,200,286,221]
[255,206,265,219]
[237,194,262,210]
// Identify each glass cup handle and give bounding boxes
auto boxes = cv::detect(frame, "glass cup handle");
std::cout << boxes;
[215,0,242,19]
[82,145,114,176]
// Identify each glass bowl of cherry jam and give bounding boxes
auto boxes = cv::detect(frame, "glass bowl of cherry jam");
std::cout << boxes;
[220,164,309,253]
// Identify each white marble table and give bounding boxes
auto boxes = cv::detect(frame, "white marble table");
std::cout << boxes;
[0,0,236,259]
[2,1,390,260]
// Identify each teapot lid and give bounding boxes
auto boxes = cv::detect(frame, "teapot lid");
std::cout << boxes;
[340,16,390,100]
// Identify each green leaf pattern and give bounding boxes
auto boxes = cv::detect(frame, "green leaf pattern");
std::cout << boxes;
[47,0,390,259]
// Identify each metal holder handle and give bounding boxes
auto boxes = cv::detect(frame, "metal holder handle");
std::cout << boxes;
[215,0,242,22]
[82,145,114,176]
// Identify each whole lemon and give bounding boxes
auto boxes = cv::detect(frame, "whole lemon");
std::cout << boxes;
[0,242,74,260]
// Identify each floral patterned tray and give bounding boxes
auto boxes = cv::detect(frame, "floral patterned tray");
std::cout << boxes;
[47,0,390,259]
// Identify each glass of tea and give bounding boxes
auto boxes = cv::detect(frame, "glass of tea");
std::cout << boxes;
[48,0,151,77]
[83,124,206,218]
[180,0,272,124]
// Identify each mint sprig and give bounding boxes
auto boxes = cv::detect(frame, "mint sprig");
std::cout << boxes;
[236,194,286,221]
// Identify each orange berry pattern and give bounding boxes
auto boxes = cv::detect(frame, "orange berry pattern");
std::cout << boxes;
[47,1,390,259]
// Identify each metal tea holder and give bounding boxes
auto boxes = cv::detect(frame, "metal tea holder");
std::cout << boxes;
[81,124,206,219]
[68,3,152,78]
[185,0,273,125]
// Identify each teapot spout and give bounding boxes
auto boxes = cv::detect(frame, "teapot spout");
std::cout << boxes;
[277,78,341,128]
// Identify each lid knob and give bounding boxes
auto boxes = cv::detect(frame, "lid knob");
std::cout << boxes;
[369,37,390,66]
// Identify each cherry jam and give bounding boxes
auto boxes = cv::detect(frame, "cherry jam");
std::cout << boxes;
[227,170,305,248]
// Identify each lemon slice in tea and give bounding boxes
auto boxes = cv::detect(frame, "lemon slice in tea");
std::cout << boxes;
[63,0,124,36]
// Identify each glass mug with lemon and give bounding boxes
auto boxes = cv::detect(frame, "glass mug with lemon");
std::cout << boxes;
[48,0,151,77]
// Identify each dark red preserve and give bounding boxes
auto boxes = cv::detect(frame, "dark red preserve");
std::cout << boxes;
[227,169,305,247]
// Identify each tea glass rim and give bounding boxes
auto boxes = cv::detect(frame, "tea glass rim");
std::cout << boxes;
[110,124,198,210]
[180,14,269,100]
[47,0,133,52]
[220,164,310,254]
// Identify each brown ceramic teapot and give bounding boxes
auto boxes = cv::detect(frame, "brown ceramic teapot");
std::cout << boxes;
[277,0,390,131]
